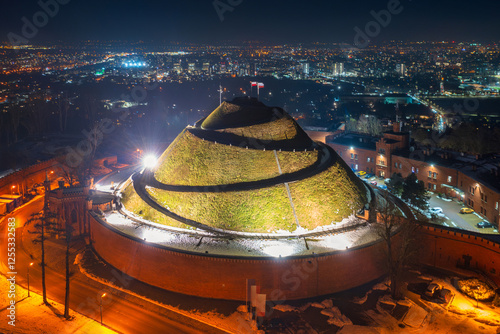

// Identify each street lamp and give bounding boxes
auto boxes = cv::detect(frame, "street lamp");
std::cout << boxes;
[11,185,15,195]
[27,262,33,297]
[143,155,157,169]
[100,293,107,325]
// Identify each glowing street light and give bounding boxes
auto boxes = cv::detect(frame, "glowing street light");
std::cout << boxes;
[28,262,34,297]
[100,293,107,325]
[143,155,157,169]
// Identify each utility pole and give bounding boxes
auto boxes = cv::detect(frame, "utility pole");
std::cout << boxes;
[219,84,223,105]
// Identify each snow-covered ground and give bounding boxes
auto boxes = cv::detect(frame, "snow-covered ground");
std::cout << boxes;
[103,210,381,257]
[262,272,500,333]
[0,275,116,334]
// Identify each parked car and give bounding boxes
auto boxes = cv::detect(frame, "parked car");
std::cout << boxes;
[364,173,375,179]
[425,283,441,298]
[384,178,391,184]
[370,181,377,186]
[377,184,388,190]
[477,221,494,228]
[460,207,474,214]
[429,207,444,215]
[438,289,453,304]
[356,171,367,176]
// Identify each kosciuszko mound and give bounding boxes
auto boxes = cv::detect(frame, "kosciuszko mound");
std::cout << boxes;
[121,97,368,233]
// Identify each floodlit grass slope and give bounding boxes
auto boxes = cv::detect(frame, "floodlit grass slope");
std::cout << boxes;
[147,185,296,232]
[218,117,299,142]
[154,130,318,186]
[120,183,186,229]
[289,158,367,230]
[147,159,366,232]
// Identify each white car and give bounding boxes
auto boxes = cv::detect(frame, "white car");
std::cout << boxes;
[429,207,444,215]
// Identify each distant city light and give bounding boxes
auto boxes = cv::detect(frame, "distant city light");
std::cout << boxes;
[123,61,146,68]
[143,155,158,169]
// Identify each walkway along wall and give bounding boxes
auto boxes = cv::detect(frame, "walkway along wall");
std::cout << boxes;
[417,224,500,287]
[88,212,389,301]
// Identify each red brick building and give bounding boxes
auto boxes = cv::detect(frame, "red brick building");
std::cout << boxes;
[326,125,500,227]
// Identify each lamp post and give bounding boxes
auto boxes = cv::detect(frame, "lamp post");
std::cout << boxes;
[11,185,15,195]
[100,293,106,325]
[27,262,33,297]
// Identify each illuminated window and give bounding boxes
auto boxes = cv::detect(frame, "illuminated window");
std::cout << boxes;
[447,176,452,183]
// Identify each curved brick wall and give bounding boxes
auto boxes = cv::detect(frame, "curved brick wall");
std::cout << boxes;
[418,224,500,286]
[89,213,389,301]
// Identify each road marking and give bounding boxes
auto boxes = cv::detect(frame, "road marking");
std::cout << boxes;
[451,222,457,227]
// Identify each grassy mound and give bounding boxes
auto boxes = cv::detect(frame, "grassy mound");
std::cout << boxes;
[201,99,277,130]
[147,185,296,232]
[154,130,319,186]
[288,158,366,230]
[123,98,368,233]
[146,158,366,232]
[217,116,300,142]
[120,183,186,229]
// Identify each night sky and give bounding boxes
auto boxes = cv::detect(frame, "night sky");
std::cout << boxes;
[1,0,499,44]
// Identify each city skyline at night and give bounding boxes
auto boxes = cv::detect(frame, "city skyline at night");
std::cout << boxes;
[1,1,500,334]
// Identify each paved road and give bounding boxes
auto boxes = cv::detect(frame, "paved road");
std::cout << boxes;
[428,194,497,233]
[0,197,226,334]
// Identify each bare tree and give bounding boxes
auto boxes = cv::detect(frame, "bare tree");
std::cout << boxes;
[54,214,75,319]
[357,114,382,136]
[55,165,79,187]
[58,94,70,133]
[374,192,419,299]
[27,209,58,305]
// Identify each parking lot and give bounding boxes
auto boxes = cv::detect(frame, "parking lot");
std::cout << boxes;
[428,193,498,234]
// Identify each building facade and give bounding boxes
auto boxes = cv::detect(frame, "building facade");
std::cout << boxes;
[327,125,500,227]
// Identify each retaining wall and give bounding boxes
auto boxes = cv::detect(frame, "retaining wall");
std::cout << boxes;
[418,224,500,286]
[89,213,388,301]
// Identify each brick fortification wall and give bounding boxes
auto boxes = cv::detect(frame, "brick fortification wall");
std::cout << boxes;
[0,158,60,194]
[418,224,500,286]
[89,213,388,301]
[90,213,500,300]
